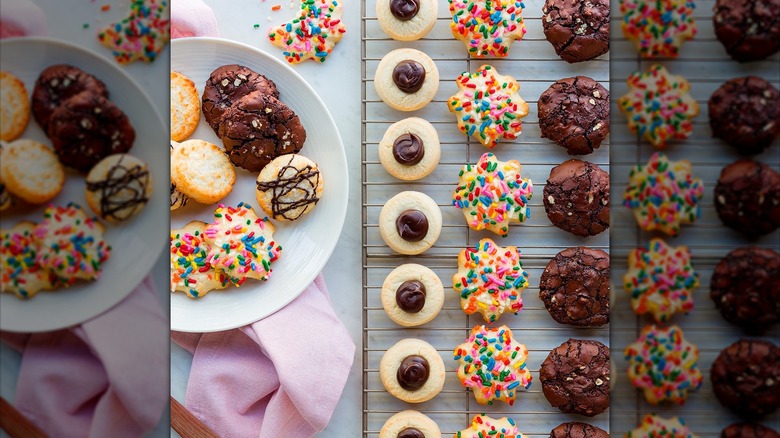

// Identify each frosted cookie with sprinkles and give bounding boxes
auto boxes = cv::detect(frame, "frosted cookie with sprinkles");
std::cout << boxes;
[456,414,525,438]
[452,152,533,237]
[618,65,699,148]
[625,324,703,405]
[448,0,526,58]
[448,65,529,148]
[623,152,703,236]
[628,415,699,438]
[268,0,346,64]
[98,0,170,64]
[1,222,58,299]
[624,238,699,322]
[454,324,532,405]
[620,0,697,58]
[170,221,228,299]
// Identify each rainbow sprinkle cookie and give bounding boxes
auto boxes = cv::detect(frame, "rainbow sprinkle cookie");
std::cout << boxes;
[625,325,703,405]
[205,202,281,286]
[448,0,526,57]
[453,153,533,237]
[98,0,170,64]
[453,238,528,323]
[456,414,525,438]
[618,64,699,148]
[623,152,704,236]
[170,221,228,299]
[268,0,346,64]
[628,414,699,438]
[1,222,58,299]
[624,238,699,322]
[448,65,529,148]
[620,0,697,58]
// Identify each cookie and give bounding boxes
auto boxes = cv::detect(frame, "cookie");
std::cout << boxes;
[85,154,152,223]
[452,152,533,237]
[623,152,704,236]
[169,142,189,211]
[628,415,698,438]
[542,0,610,63]
[711,339,780,418]
[255,154,322,221]
[539,338,610,416]
[543,159,609,237]
[218,91,306,173]
[0,142,11,211]
[713,0,780,62]
[456,415,524,438]
[379,410,441,438]
[374,48,439,112]
[97,0,170,64]
[31,64,108,133]
[381,263,444,327]
[204,203,282,286]
[170,139,236,204]
[378,117,441,181]
[0,139,64,205]
[378,191,442,255]
[624,238,699,323]
[539,247,610,327]
[710,247,780,333]
[618,65,699,148]
[449,0,526,57]
[268,0,346,63]
[170,71,200,142]
[538,76,610,155]
[379,338,445,404]
[453,238,529,323]
[721,423,779,438]
[47,91,136,172]
[448,65,529,148]
[0,222,58,299]
[714,159,780,238]
[0,71,29,141]
[550,422,608,438]
[201,64,279,134]
[620,0,696,58]
[454,325,532,406]
[170,220,228,299]
[376,0,437,41]
[709,77,780,155]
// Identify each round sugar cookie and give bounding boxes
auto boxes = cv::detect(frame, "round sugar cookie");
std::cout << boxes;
[0,139,64,205]
[170,71,200,142]
[381,263,444,327]
[0,71,30,141]
[86,153,152,223]
[378,117,440,181]
[376,0,438,41]
[170,139,236,204]
[374,48,439,112]
[379,191,442,255]
[379,410,441,438]
[379,338,445,403]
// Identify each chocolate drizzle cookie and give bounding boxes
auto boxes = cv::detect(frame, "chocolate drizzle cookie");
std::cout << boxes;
[32,64,108,133]
[714,159,780,238]
[709,77,779,155]
[256,154,322,221]
[543,159,610,237]
[540,247,610,327]
[201,64,279,133]
[539,338,610,416]
[542,0,610,63]
[86,154,152,223]
[711,339,780,418]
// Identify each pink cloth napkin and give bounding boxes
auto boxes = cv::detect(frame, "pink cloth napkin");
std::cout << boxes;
[171,0,219,39]
[0,0,46,38]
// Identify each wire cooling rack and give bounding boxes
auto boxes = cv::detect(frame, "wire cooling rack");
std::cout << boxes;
[361,0,611,435]
[609,0,780,435]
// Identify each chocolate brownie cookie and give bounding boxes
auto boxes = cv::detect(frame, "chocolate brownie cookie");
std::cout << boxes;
[47,91,135,172]
[711,339,780,418]
[32,64,108,133]
[218,91,306,172]
[722,423,779,438]
[540,338,610,417]
[550,422,609,438]
[539,76,610,155]
[710,247,780,333]
[542,0,610,63]
[201,64,279,133]
[713,0,780,62]
[543,159,609,237]
[540,247,610,327]
[714,159,780,238]
[709,77,780,155]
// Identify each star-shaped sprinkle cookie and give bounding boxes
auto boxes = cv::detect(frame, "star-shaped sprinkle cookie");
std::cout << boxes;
[628,415,699,438]
[98,0,170,64]
[449,0,527,57]
[268,0,346,64]
[170,221,229,299]
[456,415,525,438]
[621,0,697,58]
[1,222,59,299]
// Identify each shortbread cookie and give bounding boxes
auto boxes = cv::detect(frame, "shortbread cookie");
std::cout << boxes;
[0,139,65,205]
[623,152,704,236]
[624,238,698,322]
[618,65,699,148]
[454,325,532,405]
[628,415,698,438]
[540,247,610,327]
[268,0,346,63]
[381,264,444,327]
[540,338,610,416]
[86,154,152,223]
[625,324,703,405]
[376,0,438,41]
[711,339,780,418]
[170,71,200,142]
[97,0,170,64]
[452,152,533,237]
[204,203,281,285]
[542,0,610,63]
[0,71,29,141]
[456,415,524,438]
[713,0,780,62]
[374,48,439,112]
[620,0,696,58]
[453,238,528,323]
[170,139,236,204]
[379,338,445,403]
[32,64,108,133]
[449,0,526,57]
[169,142,189,211]
[0,142,11,211]
[448,65,529,148]
[256,154,322,221]
[378,117,441,181]
[379,410,441,438]
[1,222,58,299]
[170,221,228,299]
[379,191,442,255]
[543,159,610,237]
[201,64,279,133]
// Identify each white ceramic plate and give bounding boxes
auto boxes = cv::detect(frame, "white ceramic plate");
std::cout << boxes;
[170,38,348,332]
[0,38,168,332]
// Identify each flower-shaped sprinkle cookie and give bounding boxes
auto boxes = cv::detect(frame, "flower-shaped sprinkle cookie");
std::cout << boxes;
[454,325,532,405]
[627,414,699,438]
[623,152,704,236]
[620,0,697,58]
[448,65,529,148]
[456,415,525,438]
[1,222,58,299]
[452,152,533,237]
[268,0,346,64]
[448,0,526,58]
[98,0,170,64]
[453,238,528,323]
[625,324,703,405]
[170,221,229,299]
[625,238,699,322]
[618,64,699,148]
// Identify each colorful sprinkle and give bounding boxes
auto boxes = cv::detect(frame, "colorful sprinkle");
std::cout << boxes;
[170,222,229,299]
[0,223,58,299]
[448,0,526,58]
[267,0,346,64]
[621,0,697,58]
[97,0,170,64]
[455,414,525,438]
[627,414,699,438]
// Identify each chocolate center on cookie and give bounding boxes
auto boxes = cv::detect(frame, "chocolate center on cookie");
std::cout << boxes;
[390,0,420,20]
[392,61,426,93]
[396,280,426,313]
[397,428,425,438]
[396,209,428,241]
[392,133,425,165]
[397,355,430,390]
